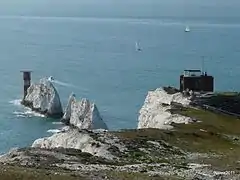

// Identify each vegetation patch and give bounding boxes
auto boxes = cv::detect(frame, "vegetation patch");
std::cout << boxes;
[113,106,240,172]
[0,165,85,180]
[197,93,240,115]
[106,171,183,180]
[163,86,180,95]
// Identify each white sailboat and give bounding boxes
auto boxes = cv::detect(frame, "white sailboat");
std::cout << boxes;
[135,41,142,51]
[185,26,190,32]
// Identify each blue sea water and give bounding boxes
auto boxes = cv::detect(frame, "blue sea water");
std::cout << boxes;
[1,0,240,153]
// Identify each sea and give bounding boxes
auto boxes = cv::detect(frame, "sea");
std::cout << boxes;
[1,0,240,153]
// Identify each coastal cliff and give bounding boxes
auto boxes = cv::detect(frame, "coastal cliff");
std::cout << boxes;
[1,86,240,180]
[138,87,194,130]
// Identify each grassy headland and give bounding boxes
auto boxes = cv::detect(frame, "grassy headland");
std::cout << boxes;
[1,93,240,179]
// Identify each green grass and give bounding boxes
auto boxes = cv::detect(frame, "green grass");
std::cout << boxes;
[0,165,183,180]
[202,93,240,115]
[215,92,240,96]
[114,107,240,171]
[171,107,240,171]
[0,165,84,180]
[171,108,240,154]
[106,171,183,180]
[178,108,240,136]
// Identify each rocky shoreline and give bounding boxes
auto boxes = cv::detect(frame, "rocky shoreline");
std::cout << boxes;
[1,78,240,180]
[1,127,239,179]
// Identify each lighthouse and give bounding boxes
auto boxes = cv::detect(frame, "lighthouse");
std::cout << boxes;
[21,71,32,99]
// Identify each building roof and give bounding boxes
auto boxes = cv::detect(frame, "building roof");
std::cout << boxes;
[184,69,201,72]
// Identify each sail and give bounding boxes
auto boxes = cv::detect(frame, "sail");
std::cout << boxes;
[135,42,141,51]
[185,26,190,32]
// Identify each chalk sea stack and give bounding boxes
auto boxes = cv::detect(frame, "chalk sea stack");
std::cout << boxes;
[31,93,109,160]
[20,79,109,158]
[21,78,63,118]
[62,93,108,130]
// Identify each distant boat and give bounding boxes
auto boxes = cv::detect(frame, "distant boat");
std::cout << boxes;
[185,26,190,32]
[135,42,142,51]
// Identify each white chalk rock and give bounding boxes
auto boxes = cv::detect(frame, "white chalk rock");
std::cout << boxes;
[32,129,114,160]
[22,78,63,118]
[62,93,75,123]
[62,94,108,130]
[138,87,193,130]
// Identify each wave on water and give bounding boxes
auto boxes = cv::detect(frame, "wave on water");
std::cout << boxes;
[47,129,62,134]
[47,76,76,88]
[12,111,26,118]
[13,110,45,118]
[25,109,45,117]
[52,122,64,125]
[47,125,70,134]
[53,80,75,87]
[10,99,45,118]
[9,99,22,106]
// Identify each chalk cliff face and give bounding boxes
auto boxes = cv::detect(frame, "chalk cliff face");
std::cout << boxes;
[32,128,117,160]
[62,94,108,130]
[21,78,63,118]
[138,88,194,130]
